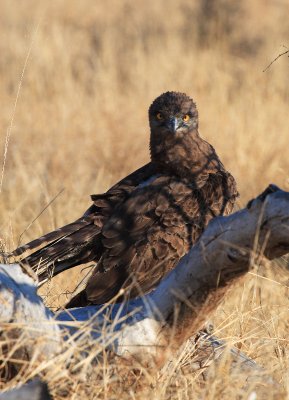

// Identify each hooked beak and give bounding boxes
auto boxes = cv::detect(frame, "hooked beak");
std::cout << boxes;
[166,117,182,133]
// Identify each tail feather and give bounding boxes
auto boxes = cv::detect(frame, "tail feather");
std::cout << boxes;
[13,216,96,258]
[14,216,102,282]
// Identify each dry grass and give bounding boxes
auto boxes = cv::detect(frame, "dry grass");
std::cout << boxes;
[1,0,289,398]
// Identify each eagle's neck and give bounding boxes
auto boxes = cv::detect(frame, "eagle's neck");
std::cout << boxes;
[150,128,223,181]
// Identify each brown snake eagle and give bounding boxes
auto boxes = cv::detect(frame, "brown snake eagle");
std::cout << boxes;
[13,91,238,307]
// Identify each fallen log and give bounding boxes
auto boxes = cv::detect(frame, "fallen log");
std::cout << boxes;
[57,185,289,363]
[0,263,61,383]
[0,185,289,370]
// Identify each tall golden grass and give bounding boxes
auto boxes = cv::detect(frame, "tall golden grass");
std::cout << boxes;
[1,0,289,398]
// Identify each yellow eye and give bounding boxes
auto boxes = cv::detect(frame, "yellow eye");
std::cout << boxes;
[156,112,163,120]
[183,114,190,122]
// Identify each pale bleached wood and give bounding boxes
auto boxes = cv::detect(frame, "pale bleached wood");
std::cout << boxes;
[0,263,61,360]
[57,186,289,362]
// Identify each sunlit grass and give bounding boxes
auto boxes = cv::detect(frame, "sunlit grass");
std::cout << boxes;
[1,0,289,398]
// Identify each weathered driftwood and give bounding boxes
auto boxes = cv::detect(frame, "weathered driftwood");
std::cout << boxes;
[1,186,289,369]
[56,186,289,362]
[0,263,61,360]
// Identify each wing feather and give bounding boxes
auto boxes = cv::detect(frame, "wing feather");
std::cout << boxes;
[82,170,238,304]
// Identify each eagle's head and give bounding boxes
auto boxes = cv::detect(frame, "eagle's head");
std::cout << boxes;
[149,91,198,136]
[149,92,199,168]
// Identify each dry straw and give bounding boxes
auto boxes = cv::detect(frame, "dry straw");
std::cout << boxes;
[1,0,289,398]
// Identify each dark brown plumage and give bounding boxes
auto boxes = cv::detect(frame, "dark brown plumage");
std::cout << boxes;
[13,91,238,307]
